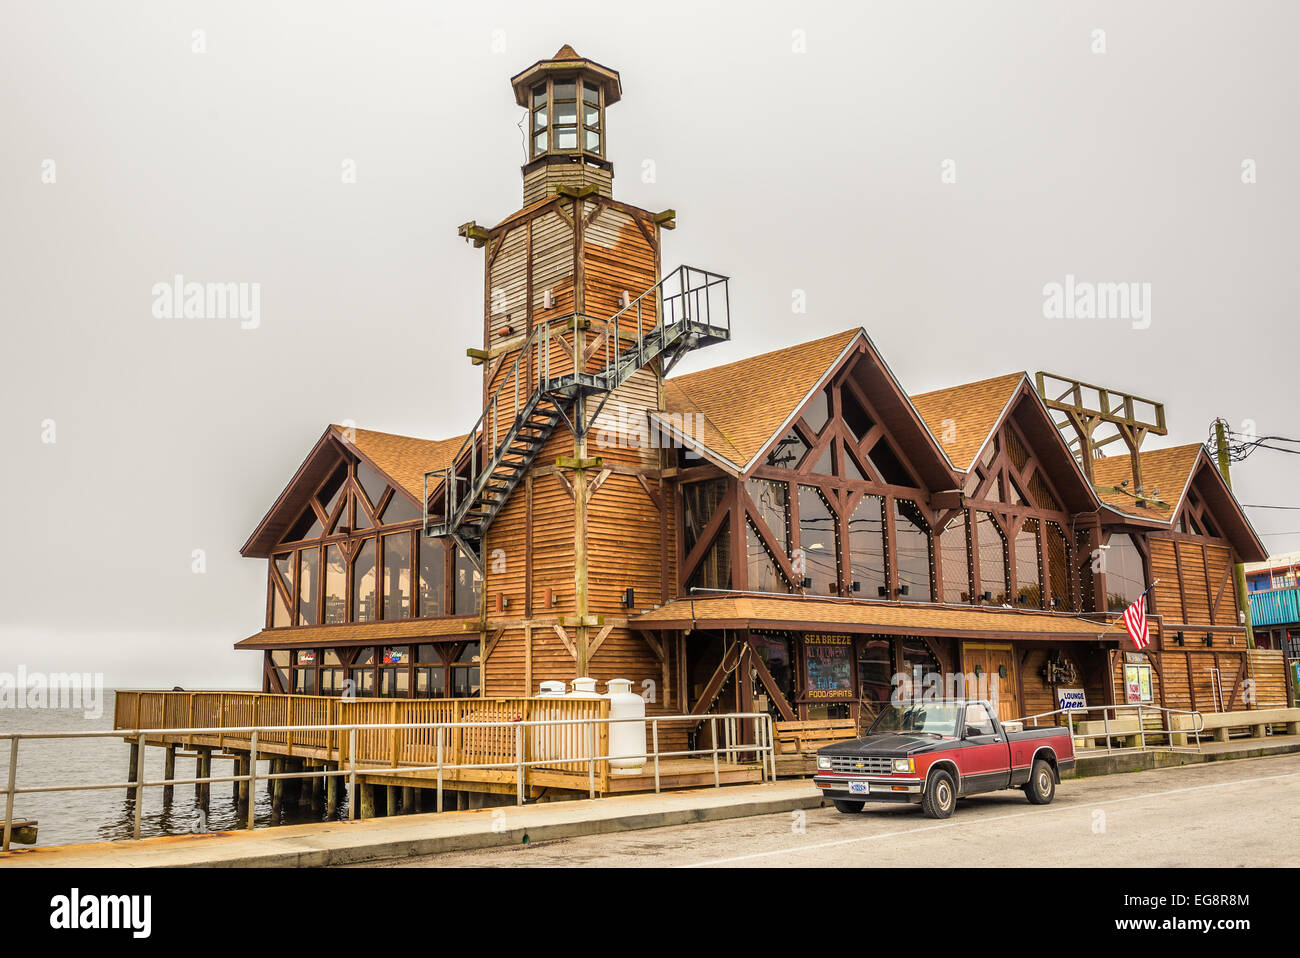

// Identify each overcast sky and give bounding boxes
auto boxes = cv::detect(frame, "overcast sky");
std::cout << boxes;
[2,1,1296,687]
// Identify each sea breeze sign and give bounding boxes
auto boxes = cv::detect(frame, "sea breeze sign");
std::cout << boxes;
[805,635,853,699]
[1056,688,1086,711]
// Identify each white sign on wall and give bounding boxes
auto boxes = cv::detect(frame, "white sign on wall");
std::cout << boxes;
[1057,688,1086,711]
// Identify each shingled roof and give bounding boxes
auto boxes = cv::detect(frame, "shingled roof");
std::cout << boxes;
[1089,443,1203,522]
[332,425,465,502]
[656,329,862,472]
[909,372,1026,473]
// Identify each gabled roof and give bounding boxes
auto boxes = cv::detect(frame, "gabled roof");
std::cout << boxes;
[1091,443,1266,561]
[657,329,861,473]
[910,372,1025,473]
[654,328,956,488]
[240,425,464,558]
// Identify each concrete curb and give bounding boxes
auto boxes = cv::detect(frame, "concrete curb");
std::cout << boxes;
[1,783,826,869]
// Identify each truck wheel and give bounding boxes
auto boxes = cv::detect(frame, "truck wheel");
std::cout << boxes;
[1025,758,1055,805]
[832,799,865,814]
[922,769,956,819]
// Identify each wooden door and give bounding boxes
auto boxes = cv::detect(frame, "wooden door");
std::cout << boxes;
[961,642,1020,723]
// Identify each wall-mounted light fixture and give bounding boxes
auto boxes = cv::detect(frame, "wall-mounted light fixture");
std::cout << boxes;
[621,587,635,609]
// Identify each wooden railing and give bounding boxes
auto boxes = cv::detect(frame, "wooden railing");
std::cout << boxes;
[112,690,611,783]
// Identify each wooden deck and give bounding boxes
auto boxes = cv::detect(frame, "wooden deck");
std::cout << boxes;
[113,691,766,798]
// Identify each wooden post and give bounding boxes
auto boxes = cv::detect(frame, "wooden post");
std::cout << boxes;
[198,748,211,809]
[573,394,590,675]
[311,771,323,812]
[270,758,283,822]
[326,767,339,819]
[359,783,375,819]
[386,785,399,816]
[237,754,249,803]
[402,786,415,814]
[162,745,175,804]
[127,742,140,799]
[1214,419,1255,648]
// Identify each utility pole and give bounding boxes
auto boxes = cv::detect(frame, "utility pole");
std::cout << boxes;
[1214,419,1255,649]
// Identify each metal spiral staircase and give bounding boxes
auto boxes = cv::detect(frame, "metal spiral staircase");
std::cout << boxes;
[423,265,731,558]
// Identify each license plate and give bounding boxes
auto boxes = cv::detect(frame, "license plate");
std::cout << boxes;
[848,781,870,795]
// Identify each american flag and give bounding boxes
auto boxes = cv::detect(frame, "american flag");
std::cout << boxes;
[1123,591,1151,650]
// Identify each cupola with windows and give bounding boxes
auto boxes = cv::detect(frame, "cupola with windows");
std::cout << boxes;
[510,44,622,204]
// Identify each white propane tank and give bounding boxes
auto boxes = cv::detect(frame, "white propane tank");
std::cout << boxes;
[606,678,646,774]
[532,680,568,762]
[567,677,600,698]
[565,677,602,766]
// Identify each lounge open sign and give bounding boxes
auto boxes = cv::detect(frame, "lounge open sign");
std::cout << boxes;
[1056,688,1086,711]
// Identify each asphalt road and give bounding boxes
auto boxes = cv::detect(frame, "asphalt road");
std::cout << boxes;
[374,753,1300,867]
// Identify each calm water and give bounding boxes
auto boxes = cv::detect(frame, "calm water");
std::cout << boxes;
[0,691,344,847]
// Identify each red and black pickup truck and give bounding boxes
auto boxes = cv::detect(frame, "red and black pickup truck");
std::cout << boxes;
[814,699,1075,819]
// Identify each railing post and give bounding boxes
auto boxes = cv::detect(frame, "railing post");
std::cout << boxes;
[436,726,444,813]
[247,730,258,830]
[3,737,17,852]
[348,727,358,821]
[587,720,597,800]
[133,732,146,840]
[711,715,720,788]
[651,719,660,794]
[1103,711,1112,753]
[1138,704,1147,749]
[515,723,525,806]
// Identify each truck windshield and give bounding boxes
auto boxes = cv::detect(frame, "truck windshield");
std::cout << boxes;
[867,703,961,737]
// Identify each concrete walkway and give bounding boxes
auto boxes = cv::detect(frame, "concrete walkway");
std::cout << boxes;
[1070,733,1300,776]
[0,781,824,868]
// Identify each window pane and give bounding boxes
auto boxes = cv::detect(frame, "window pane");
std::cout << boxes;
[687,516,732,591]
[976,512,1008,604]
[382,532,411,620]
[297,547,319,625]
[682,479,727,554]
[454,547,480,615]
[1014,517,1041,607]
[751,632,795,704]
[419,537,446,616]
[532,83,547,107]
[271,582,291,628]
[584,129,600,151]
[283,506,321,543]
[746,519,789,593]
[939,514,970,603]
[1105,533,1145,611]
[324,543,346,624]
[381,494,420,524]
[533,130,547,152]
[352,538,376,622]
[553,80,576,101]
[356,462,387,512]
[416,666,446,697]
[868,441,913,487]
[318,463,347,527]
[857,638,893,713]
[1047,522,1073,611]
[583,102,599,126]
[456,641,480,664]
[798,485,839,595]
[841,387,876,444]
[555,126,577,149]
[452,667,480,697]
[765,429,808,469]
[532,108,547,129]
[893,499,932,602]
[848,494,887,598]
[583,82,599,104]
[803,386,831,435]
[747,479,789,554]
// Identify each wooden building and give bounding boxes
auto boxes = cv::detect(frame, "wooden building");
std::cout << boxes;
[236,46,1286,743]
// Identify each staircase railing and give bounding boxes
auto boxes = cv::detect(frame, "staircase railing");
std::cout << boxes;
[424,265,731,541]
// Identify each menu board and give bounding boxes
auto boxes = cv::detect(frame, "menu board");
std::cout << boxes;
[805,635,853,698]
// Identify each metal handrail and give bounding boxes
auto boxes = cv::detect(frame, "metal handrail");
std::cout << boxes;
[1014,703,1204,754]
[0,711,775,850]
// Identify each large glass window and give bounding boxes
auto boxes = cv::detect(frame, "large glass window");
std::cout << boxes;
[765,429,809,469]
[747,519,790,593]
[857,638,893,714]
[1105,533,1146,611]
[297,547,319,625]
[419,537,446,617]
[355,461,387,515]
[683,479,727,555]
[415,644,446,698]
[893,500,932,602]
[349,647,375,697]
[379,646,410,698]
[452,641,480,697]
[1046,522,1073,611]
[868,441,913,487]
[582,81,602,153]
[687,517,732,591]
[319,649,345,695]
[1014,517,1042,607]
[976,511,1008,604]
[848,495,887,599]
[324,544,346,624]
[352,539,376,622]
[454,547,481,615]
[750,632,795,715]
[798,485,839,594]
[382,532,411,620]
[939,514,970,604]
[747,479,789,553]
